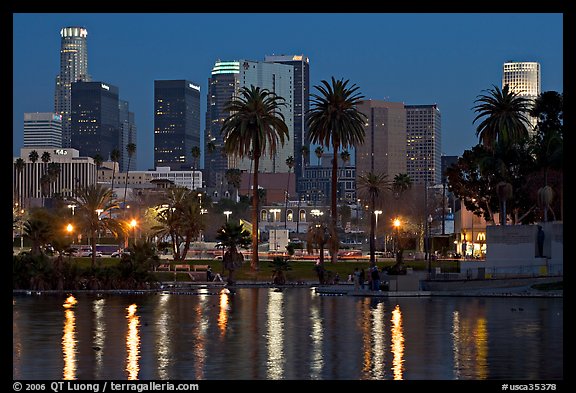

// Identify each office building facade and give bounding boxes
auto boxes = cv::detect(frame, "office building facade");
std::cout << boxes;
[502,61,541,133]
[265,55,310,189]
[355,100,407,182]
[205,61,240,188]
[154,80,201,171]
[119,100,137,172]
[23,113,63,148]
[70,81,120,163]
[405,104,442,185]
[54,26,91,148]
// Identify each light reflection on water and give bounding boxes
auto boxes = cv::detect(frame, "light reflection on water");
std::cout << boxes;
[13,289,563,380]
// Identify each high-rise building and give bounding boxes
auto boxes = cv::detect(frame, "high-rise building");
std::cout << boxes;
[70,81,120,162]
[23,113,62,148]
[355,100,407,182]
[205,59,294,188]
[54,26,91,148]
[264,55,310,190]
[205,61,240,188]
[154,80,201,171]
[119,100,137,172]
[405,104,442,185]
[502,61,541,132]
[236,60,294,173]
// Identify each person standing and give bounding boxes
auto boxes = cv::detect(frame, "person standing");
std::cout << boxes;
[353,268,360,291]
[359,268,366,290]
[371,266,380,291]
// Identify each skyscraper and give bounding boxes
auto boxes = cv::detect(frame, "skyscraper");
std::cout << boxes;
[154,80,201,171]
[119,100,137,172]
[54,26,91,148]
[405,104,442,185]
[355,100,407,181]
[70,81,120,162]
[23,113,62,148]
[502,61,541,132]
[205,61,240,188]
[265,55,310,190]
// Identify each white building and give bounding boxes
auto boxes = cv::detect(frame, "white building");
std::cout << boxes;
[97,165,202,192]
[23,113,63,148]
[502,61,541,133]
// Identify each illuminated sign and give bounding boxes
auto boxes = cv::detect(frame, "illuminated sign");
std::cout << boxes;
[477,232,486,242]
[188,83,200,91]
[54,149,68,155]
[101,84,110,91]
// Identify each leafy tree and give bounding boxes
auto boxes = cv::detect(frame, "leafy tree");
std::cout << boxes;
[221,85,289,271]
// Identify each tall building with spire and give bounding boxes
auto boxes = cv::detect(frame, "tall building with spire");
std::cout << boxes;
[502,61,541,133]
[54,26,91,148]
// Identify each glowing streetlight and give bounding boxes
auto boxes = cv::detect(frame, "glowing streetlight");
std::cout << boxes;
[223,210,232,222]
[130,219,137,245]
[374,210,383,247]
[67,204,76,215]
[95,209,104,220]
[66,223,74,244]
[393,218,401,254]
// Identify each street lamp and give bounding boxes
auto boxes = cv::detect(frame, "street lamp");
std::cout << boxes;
[374,210,383,249]
[269,208,281,251]
[393,218,401,255]
[427,214,433,275]
[223,210,232,222]
[66,223,74,244]
[130,219,137,246]
[67,204,76,215]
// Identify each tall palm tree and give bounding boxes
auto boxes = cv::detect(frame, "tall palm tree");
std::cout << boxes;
[473,84,532,151]
[307,77,366,264]
[47,162,61,198]
[110,148,121,197]
[301,145,310,168]
[220,85,289,271]
[284,155,295,228]
[358,172,391,267]
[190,145,201,190]
[28,150,39,199]
[67,184,121,268]
[392,173,412,199]
[123,143,136,208]
[14,158,25,207]
[340,150,351,165]
[314,146,324,166]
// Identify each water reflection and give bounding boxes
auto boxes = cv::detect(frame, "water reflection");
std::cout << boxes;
[62,296,77,380]
[371,302,386,379]
[218,291,229,336]
[266,290,284,379]
[125,304,140,380]
[452,308,488,379]
[452,311,461,379]
[193,293,208,379]
[155,294,170,380]
[309,300,323,379]
[92,299,106,378]
[391,304,404,380]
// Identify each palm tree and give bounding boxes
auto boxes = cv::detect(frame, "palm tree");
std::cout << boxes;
[358,171,391,267]
[190,145,201,190]
[392,173,412,199]
[225,168,242,201]
[67,184,122,268]
[47,162,61,198]
[340,150,351,165]
[473,84,532,151]
[28,150,39,198]
[123,143,136,208]
[220,85,289,271]
[14,158,25,207]
[110,148,121,197]
[284,155,295,228]
[23,217,53,256]
[307,77,367,264]
[216,222,251,285]
[314,146,324,166]
[301,145,310,168]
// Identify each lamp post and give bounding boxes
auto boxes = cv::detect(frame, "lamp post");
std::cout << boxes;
[374,210,382,251]
[20,209,25,250]
[393,218,401,256]
[66,223,74,244]
[270,208,281,251]
[224,210,232,223]
[130,219,137,246]
[427,214,433,275]
[68,204,76,215]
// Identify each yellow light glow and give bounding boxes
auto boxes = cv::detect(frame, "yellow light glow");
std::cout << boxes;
[391,304,404,380]
[125,304,140,380]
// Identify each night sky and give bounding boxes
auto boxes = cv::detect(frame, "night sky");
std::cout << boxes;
[12,13,563,170]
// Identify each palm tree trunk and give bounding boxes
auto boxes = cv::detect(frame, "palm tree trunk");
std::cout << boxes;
[369,194,376,267]
[330,147,338,264]
[251,156,260,271]
[123,157,131,207]
[91,230,97,269]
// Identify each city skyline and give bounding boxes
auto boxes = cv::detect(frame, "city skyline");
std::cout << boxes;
[12,13,563,171]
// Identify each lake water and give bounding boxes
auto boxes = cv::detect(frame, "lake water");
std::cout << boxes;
[13,288,563,380]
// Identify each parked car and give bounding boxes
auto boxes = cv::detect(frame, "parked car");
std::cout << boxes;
[111,250,130,258]
[89,251,103,257]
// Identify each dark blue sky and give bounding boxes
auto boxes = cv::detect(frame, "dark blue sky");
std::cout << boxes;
[12,13,563,171]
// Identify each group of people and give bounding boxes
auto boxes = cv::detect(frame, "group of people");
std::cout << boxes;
[350,266,389,291]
